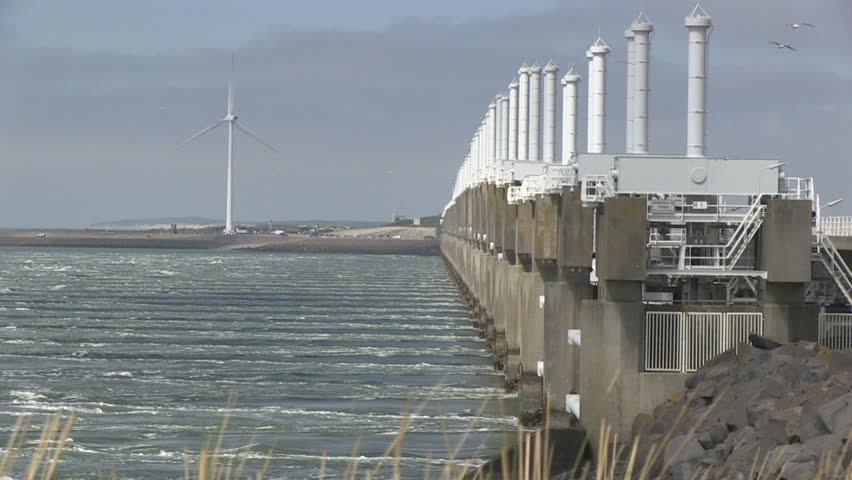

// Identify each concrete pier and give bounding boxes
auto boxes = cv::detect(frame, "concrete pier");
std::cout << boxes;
[440,184,821,443]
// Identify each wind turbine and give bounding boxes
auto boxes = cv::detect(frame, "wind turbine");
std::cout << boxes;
[180,57,279,234]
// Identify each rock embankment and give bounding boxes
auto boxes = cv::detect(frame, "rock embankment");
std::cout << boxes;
[633,337,852,479]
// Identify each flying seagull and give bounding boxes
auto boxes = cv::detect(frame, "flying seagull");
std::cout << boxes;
[788,22,815,29]
[769,41,797,51]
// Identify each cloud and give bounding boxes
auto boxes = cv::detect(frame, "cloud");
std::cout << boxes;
[0,0,848,227]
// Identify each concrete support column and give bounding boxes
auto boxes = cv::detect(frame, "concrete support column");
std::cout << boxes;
[518,65,531,161]
[543,61,559,164]
[579,197,648,442]
[759,199,820,341]
[508,80,519,161]
[545,189,595,425]
[561,69,581,165]
[528,64,542,162]
[544,268,592,426]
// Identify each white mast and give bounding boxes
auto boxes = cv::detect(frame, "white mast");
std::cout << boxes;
[686,4,712,157]
[561,68,581,165]
[543,61,559,164]
[508,80,520,160]
[528,63,543,161]
[624,29,635,153]
[518,64,531,161]
[588,36,610,154]
[632,12,654,154]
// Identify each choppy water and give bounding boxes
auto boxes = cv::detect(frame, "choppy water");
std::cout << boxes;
[0,247,516,479]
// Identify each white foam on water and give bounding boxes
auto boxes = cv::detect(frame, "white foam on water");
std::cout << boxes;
[9,390,46,402]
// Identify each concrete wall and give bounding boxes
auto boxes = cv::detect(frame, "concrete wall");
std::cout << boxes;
[440,187,822,450]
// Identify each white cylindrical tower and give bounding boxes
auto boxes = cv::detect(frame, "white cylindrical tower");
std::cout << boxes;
[585,50,594,152]
[470,137,478,180]
[528,63,542,161]
[542,61,559,163]
[561,68,581,165]
[518,64,530,161]
[488,102,497,164]
[500,94,510,160]
[496,96,504,161]
[624,29,635,153]
[632,13,653,154]
[508,80,520,160]
[480,119,487,169]
[686,5,712,157]
[589,37,610,154]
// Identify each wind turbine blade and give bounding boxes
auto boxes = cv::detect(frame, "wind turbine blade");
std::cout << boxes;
[235,122,280,154]
[179,119,226,148]
[228,53,235,115]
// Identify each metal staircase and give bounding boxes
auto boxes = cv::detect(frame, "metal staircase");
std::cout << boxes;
[814,233,852,306]
[678,198,766,271]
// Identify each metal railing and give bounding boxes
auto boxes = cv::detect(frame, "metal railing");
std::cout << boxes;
[645,311,764,372]
[647,195,760,223]
[580,175,615,204]
[647,198,765,272]
[822,217,852,237]
[520,175,546,200]
[506,186,523,205]
[815,233,852,306]
[781,177,815,202]
[819,313,852,350]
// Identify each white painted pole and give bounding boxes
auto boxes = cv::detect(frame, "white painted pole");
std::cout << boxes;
[518,64,530,161]
[471,136,478,181]
[508,80,519,160]
[494,95,503,160]
[500,94,510,160]
[632,13,653,154]
[686,5,712,157]
[561,68,581,165]
[225,119,235,233]
[489,101,497,164]
[624,29,635,153]
[585,50,594,152]
[528,63,542,161]
[589,38,610,154]
[543,61,559,164]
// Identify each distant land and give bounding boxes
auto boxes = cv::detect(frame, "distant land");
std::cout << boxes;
[90,217,390,230]
[0,225,440,255]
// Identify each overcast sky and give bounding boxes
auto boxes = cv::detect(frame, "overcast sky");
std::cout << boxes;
[0,0,849,227]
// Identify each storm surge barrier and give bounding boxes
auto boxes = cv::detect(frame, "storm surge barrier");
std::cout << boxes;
[438,5,850,446]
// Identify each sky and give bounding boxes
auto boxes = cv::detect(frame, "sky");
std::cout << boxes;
[0,0,849,227]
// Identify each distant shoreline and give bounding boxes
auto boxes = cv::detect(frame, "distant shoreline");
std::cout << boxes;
[0,231,440,256]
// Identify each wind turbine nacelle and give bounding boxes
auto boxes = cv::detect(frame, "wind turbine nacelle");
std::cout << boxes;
[225,114,238,121]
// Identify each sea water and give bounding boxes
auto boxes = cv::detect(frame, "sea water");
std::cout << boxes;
[0,247,516,479]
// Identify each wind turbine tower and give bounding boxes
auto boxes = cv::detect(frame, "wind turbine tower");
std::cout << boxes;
[181,59,279,234]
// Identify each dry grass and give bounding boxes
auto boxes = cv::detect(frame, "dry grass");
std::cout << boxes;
[0,410,76,480]
[4,402,852,480]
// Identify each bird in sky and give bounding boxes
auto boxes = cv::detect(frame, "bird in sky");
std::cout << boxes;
[769,41,797,51]
[160,106,169,110]
[788,22,815,29]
